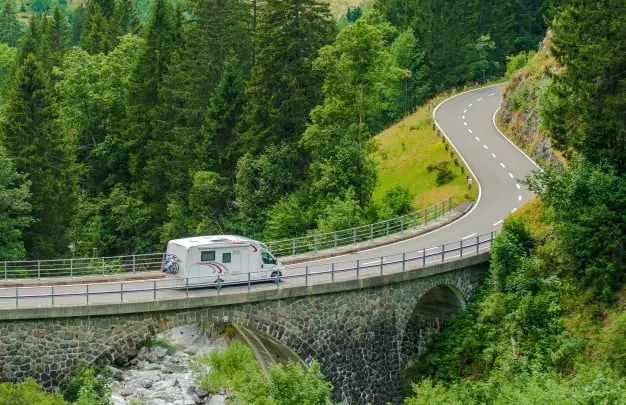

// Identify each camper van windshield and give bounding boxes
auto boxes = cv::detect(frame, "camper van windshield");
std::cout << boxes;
[261,252,276,264]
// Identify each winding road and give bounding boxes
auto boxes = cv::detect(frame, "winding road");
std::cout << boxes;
[0,84,539,309]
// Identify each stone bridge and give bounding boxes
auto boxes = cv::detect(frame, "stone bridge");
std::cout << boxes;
[0,253,489,404]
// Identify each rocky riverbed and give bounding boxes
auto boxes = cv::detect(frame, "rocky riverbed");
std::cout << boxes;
[108,325,228,405]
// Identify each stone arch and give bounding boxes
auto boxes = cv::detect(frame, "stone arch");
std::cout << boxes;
[399,284,466,367]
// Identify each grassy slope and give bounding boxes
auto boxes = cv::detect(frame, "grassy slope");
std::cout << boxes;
[372,86,500,210]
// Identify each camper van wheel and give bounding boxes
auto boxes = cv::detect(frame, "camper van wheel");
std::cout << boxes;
[271,271,282,278]
[215,277,224,284]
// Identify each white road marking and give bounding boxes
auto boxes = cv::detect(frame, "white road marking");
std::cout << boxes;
[463,109,467,113]
[493,220,504,226]
[475,136,480,141]
[468,103,473,107]
[296,254,349,265]
[516,183,521,189]
[462,233,477,239]
[462,115,465,120]
[491,153,497,158]
[476,98,483,102]
[508,172,515,179]
[511,208,518,213]
[464,122,467,126]
[468,128,473,134]
[500,162,506,168]
[483,144,488,150]
[518,195,523,201]
[488,92,496,97]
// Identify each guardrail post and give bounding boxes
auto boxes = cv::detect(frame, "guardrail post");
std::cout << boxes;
[120,282,123,303]
[402,253,405,272]
[449,196,453,212]
[153,280,157,301]
[276,271,280,288]
[217,278,221,295]
[386,221,389,236]
[476,235,480,253]
[380,256,383,275]
[334,232,337,248]
[424,208,427,224]
[441,244,445,262]
[86,284,89,306]
[370,224,373,240]
[305,266,309,286]
[460,239,463,257]
[186,278,189,298]
[331,263,335,282]
[292,239,296,256]
[400,217,404,231]
[37,260,40,279]
[102,257,105,275]
[4,262,6,281]
[434,204,438,219]
[132,255,136,273]
[248,272,251,292]
[15,287,18,308]
[70,259,73,277]
[353,228,357,245]
[490,231,495,245]
[51,286,54,306]
[313,236,318,253]
[422,248,426,267]
[356,260,360,279]
[413,212,417,228]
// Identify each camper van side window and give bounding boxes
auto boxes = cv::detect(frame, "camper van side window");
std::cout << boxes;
[201,251,215,261]
[222,253,231,263]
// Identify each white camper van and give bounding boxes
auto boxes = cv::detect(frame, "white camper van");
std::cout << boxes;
[162,235,284,286]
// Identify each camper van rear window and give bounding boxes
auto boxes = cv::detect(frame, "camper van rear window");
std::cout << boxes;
[222,253,232,263]
[201,251,215,261]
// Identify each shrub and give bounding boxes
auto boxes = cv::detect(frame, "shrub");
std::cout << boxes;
[0,379,66,405]
[61,363,111,405]
[435,161,455,185]
[505,50,535,78]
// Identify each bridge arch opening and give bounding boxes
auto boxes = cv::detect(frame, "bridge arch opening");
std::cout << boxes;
[400,284,465,365]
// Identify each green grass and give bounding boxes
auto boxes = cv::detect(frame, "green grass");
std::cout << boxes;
[372,84,506,209]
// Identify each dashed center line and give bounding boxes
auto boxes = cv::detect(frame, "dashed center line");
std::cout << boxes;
[476,98,483,102]
[462,115,465,120]
[463,109,467,113]
[518,195,523,201]
[516,183,521,189]
[500,162,506,168]
[491,153,497,158]
[511,208,518,213]
[493,219,503,226]
[464,122,467,126]
[483,144,488,150]
[468,128,473,134]
[475,136,480,141]
[488,92,496,97]
[508,172,515,179]
[468,103,473,107]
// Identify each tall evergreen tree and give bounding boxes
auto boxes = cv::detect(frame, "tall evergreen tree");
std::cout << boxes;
[0,0,23,46]
[108,0,139,46]
[239,0,334,152]
[17,15,42,65]
[80,0,111,54]
[40,6,71,71]
[0,55,73,258]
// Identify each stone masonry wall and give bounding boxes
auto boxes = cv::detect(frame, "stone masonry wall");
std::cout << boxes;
[0,259,488,405]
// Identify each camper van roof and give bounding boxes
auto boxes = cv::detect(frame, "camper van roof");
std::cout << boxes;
[169,235,255,248]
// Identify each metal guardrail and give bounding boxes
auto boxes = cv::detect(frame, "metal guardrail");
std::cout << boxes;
[1,253,163,280]
[0,196,456,280]
[0,231,496,309]
[267,196,455,256]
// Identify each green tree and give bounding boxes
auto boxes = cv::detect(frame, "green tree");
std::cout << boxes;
[40,5,71,70]
[108,0,139,46]
[0,0,23,46]
[0,55,73,258]
[17,15,42,65]
[467,34,498,82]
[0,145,32,260]
[239,0,334,152]
[0,379,66,404]
[302,17,404,207]
[0,43,16,103]
[540,0,626,172]
[80,0,111,54]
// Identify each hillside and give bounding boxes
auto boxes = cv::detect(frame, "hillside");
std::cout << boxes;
[498,31,562,166]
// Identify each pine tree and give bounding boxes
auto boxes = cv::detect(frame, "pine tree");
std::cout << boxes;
[0,55,73,258]
[40,6,71,70]
[108,0,139,46]
[17,15,42,65]
[239,0,334,152]
[80,0,111,54]
[0,0,23,46]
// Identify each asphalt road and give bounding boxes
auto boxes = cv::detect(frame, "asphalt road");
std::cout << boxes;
[0,84,539,310]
